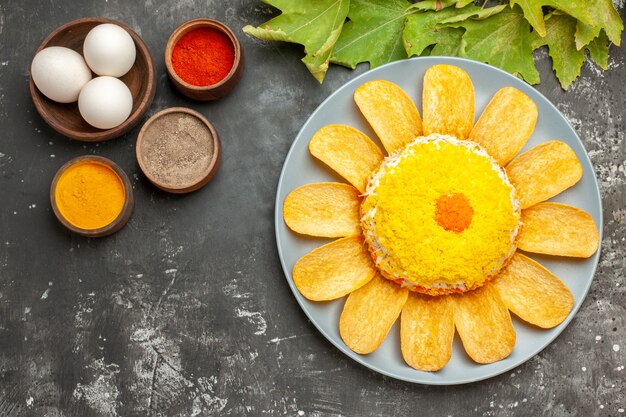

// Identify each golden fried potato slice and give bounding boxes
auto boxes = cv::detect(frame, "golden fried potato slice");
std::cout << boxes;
[506,140,582,209]
[401,293,454,371]
[469,87,538,166]
[422,64,475,139]
[309,125,384,193]
[340,274,409,354]
[452,284,515,364]
[492,253,574,328]
[518,202,600,258]
[293,235,376,301]
[283,183,361,238]
[354,80,423,154]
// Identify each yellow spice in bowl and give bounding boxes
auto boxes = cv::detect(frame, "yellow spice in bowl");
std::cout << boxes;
[54,160,125,230]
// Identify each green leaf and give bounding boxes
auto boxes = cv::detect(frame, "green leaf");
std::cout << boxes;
[446,6,540,84]
[410,0,457,11]
[510,0,593,37]
[409,0,472,11]
[531,13,584,89]
[439,4,506,24]
[574,21,601,50]
[331,0,414,69]
[587,30,609,70]
[430,31,464,56]
[242,0,350,82]
[403,5,506,57]
[578,0,623,47]
[404,9,464,56]
[242,0,622,85]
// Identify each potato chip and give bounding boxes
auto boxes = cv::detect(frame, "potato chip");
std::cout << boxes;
[469,87,538,166]
[284,183,361,238]
[309,125,384,193]
[492,253,574,328]
[340,274,409,354]
[452,284,515,364]
[354,80,423,154]
[400,293,454,371]
[293,235,376,301]
[422,64,474,139]
[506,140,582,209]
[518,202,600,258]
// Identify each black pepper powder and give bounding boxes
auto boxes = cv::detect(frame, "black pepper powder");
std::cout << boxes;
[138,113,214,189]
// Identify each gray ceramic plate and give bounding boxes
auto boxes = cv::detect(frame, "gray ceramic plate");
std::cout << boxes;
[274,57,602,385]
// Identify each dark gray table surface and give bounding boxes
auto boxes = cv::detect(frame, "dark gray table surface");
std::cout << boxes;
[1,1,624,416]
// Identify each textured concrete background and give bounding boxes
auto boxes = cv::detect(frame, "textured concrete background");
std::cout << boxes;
[0,1,624,416]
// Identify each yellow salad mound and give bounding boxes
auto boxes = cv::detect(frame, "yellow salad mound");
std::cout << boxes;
[361,134,521,295]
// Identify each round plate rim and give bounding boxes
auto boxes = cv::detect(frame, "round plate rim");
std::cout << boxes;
[274,56,603,385]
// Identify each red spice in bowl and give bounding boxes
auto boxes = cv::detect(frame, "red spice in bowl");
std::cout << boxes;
[165,18,244,101]
[171,27,235,86]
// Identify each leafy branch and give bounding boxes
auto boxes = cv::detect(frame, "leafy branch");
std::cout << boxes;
[243,0,623,89]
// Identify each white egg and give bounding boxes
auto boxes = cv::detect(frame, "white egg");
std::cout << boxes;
[83,23,136,77]
[31,46,92,103]
[78,76,133,129]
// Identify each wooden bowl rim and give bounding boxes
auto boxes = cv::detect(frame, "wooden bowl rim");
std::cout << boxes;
[164,18,242,91]
[30,17,156,142]
[135,107,221,194]
[50,155,134,237]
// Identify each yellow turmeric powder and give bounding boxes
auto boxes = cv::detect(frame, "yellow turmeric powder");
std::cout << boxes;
[54,161,125,230]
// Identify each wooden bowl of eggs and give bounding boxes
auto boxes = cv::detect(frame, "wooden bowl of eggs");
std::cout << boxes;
[29,17,156,142]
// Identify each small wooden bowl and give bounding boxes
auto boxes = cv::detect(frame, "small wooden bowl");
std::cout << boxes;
[30,17,156,142]
[165,18,244,101]
[50,155,134,237]
[136,107,221,193]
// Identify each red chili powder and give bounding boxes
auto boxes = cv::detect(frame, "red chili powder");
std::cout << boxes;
[172,27,235,86]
